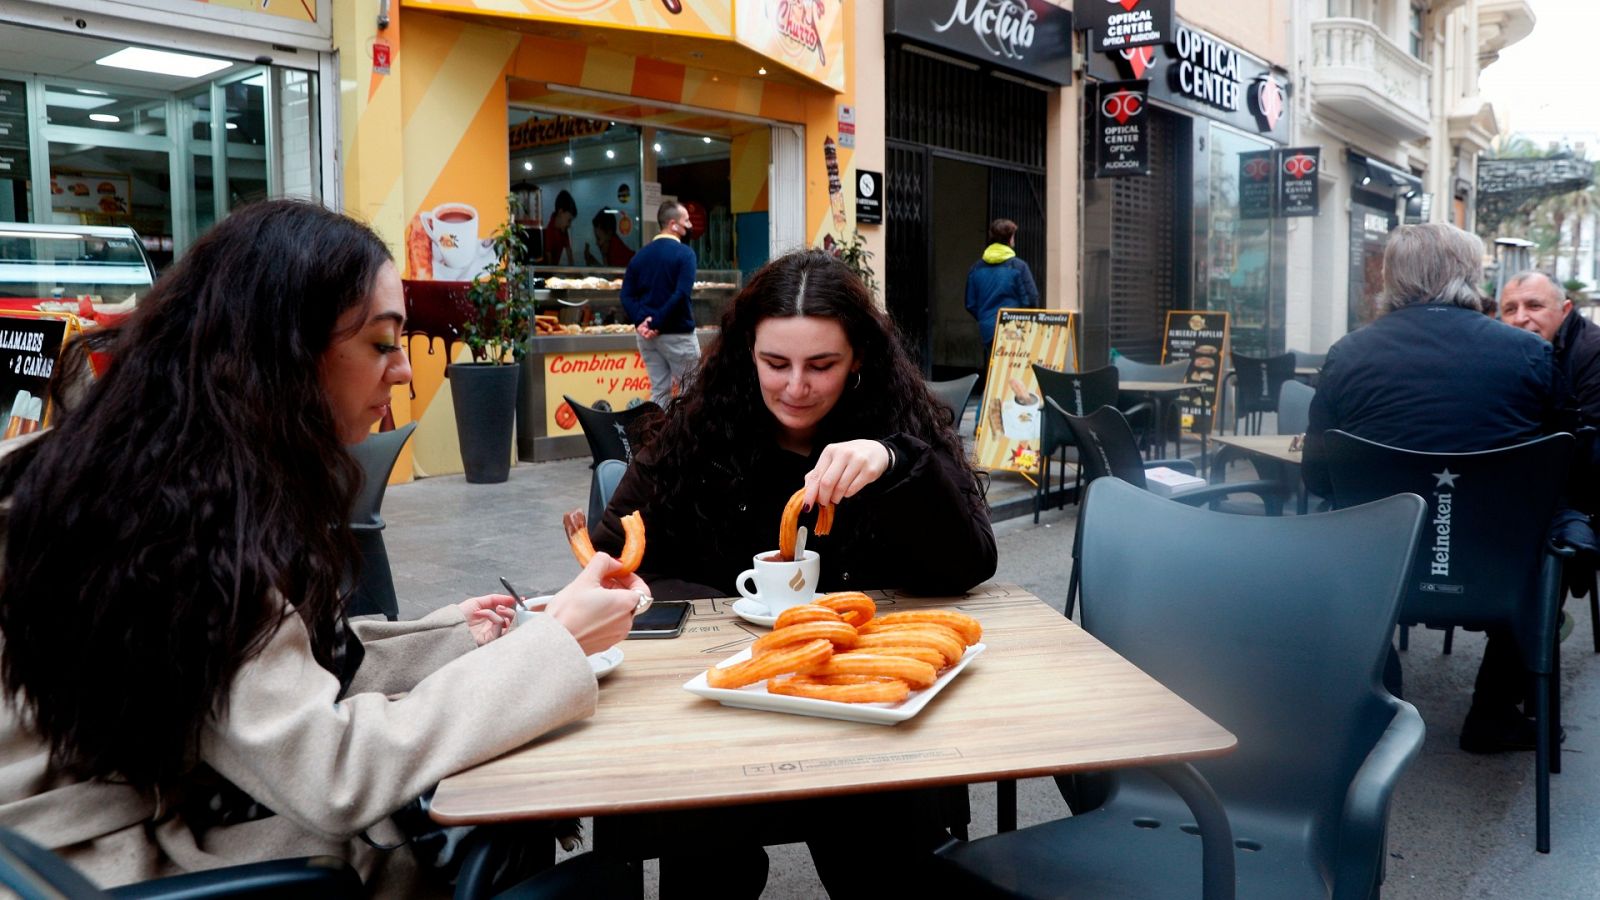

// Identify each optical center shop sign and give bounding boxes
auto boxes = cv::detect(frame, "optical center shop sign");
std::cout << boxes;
[886,0,1074,86]
[1094,80,1149,178]
[1077,0,1173,53]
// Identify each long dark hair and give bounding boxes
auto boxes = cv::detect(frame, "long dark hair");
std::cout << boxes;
[640,249,981,517]
[0,200,390,790]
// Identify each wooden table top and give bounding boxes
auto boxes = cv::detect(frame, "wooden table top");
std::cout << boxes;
[430,584,1236,825]
[1120,380,1201,393]
[1210,432,1303,465]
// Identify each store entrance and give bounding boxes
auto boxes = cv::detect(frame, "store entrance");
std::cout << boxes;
[0,24,322,267]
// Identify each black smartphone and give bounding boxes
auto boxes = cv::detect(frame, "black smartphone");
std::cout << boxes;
[628,600,691,639]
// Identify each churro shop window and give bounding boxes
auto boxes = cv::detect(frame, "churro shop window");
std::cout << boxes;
[507,111,737,271]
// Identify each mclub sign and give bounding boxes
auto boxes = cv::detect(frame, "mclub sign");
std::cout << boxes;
[886,0,1074,86]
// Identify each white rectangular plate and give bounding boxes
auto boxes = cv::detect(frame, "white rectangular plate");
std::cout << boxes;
[682,643,986,725]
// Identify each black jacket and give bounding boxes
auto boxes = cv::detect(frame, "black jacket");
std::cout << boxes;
[592,431,997,601]
[1303,303,1556,496]
[1552,311,1600,511]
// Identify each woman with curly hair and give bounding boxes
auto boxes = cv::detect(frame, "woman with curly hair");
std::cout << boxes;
[586,248,994,898]
[593,248,996,601]
[0,200,643,896]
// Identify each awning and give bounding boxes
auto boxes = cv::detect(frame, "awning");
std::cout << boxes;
[1348,151,1423,198]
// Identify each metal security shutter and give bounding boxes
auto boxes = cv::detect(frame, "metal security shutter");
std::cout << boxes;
[886,44,1046,168]
[989,167,1046,305]
[1107,109,1179,362]
[886,141,930,361]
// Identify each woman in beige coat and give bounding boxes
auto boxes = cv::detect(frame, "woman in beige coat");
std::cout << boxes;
[0,201,644,896]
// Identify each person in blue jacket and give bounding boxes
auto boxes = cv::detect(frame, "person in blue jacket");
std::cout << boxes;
[964,218,1039,424]
[621,201,700,408]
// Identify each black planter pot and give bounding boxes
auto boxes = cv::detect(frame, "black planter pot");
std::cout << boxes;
[446,362,520,484]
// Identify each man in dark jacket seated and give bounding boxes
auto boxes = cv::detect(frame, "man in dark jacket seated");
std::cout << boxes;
[1303,223,1559,754]
[1501,271,1600,501]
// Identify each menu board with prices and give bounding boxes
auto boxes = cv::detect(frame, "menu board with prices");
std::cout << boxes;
[975,308,1078,475]
[1160,310,1229,435]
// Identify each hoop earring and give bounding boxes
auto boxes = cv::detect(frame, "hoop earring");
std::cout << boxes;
[852,371,863,390]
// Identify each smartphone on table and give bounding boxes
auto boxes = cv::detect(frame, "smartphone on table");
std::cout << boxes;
[628,600,691,639]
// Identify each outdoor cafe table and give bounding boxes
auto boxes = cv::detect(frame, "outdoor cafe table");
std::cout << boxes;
[1120,380,1200,460]
[431,583,1240,899]
[1209,432,1306,514]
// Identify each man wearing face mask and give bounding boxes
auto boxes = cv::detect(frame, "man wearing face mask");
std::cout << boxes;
[622,201,701,408]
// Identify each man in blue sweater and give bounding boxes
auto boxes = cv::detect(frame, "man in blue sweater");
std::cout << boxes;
[622,201,700,407]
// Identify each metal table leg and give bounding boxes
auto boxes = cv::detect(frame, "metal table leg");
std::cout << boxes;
[1153,763,1236,900]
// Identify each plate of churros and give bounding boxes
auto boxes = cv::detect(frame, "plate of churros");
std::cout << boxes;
[683,592,986,725]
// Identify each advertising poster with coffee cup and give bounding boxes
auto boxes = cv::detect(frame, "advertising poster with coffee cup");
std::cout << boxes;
[544,350,656,435]
[0,312,74,437]
[975,309,1077,476]
[1160,310,1229,435]
[404,202,499,282]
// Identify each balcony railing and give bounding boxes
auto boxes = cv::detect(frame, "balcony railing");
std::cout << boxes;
[1309,17,1432,141]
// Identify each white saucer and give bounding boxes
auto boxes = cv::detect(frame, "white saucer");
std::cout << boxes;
[731,594,828,628]
[589,646,624,679]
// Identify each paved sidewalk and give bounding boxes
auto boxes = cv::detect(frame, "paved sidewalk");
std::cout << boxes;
[382,451,1600,898]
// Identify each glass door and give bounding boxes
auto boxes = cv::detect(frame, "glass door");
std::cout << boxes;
[1198,122,1282,357]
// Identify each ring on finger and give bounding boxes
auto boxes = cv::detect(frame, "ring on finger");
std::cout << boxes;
[634,591,653,616]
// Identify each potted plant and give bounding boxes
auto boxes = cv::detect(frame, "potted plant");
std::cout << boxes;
[834,230,880,301]
[448,195,534,484]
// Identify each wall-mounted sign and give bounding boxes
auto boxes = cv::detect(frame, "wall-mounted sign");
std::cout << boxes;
[50,171,130,217]
[508,115,612,153]
[1160,310,1228,435]
[372,40,392,76]
[856,169,882,224]
[886,0,1074,86]
[1088,20,1289,143]
[838,103,856,149]
[1239,149,1274,219]
[1278,147,1320,217]
[1093,80,1149,178]
[0,313,76,438]
[1077,0,1174,54]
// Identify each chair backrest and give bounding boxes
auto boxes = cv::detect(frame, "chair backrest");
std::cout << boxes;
[1276,380,1314,435]
[1056,404,1148,489]
[1078,477,1425,840]
[1322,430,1571,669]
[564,396,661,468]
[1035,366,1119,456]
[1230,351,1297,413]
[349,422,417,527]
[1290,349,1327,370]
[925,374,979,429]
[1112,356,1188,383]
[0,826,110,898]
[595,458,628,511]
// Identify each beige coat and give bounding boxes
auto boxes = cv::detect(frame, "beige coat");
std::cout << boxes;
[0,600,598,896]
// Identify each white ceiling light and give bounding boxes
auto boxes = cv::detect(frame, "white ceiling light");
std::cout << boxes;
[44,91,114,110]
[653,143,662,153]
[702,136,712,144]
[76,88,109,96]
[225,122,238,130]
[563,155,573,166]
[96,47,232,79]
[605,149,615,159]
[88,113,121,123]
[523,160,534,171]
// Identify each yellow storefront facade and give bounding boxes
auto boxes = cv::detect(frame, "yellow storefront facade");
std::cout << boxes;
[337,0,865,480]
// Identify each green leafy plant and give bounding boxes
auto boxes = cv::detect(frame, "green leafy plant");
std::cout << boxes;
[463,195,535,364]
[1564,278,1589,294]
[835,230,880,301]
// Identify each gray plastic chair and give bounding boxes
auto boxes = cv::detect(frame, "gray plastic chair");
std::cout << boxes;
[1277,380,1314,436]
[1291,349,1327,371]
[1114,356,1198,458]
[0,826,361,899]
[937,477,1428,900]
[1031,365,1120,523]
[926,374,979,431]
[595,458,627,511]
[1322,430,1574,853]
[347,422,417,621]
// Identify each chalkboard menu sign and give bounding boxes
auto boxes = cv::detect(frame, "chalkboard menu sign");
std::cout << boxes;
[976,308,1078,475]
[1160,310,1229,435]
[0,313,74,438]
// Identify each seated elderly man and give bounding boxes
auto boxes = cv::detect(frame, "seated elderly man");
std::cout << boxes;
[1502,272,1600,494]
[1303,223,1556,754]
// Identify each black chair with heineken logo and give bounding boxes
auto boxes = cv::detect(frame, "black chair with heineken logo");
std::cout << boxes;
[1030,364,1119,524]
[1225,351,1297,436]
[1322,429,1575,853]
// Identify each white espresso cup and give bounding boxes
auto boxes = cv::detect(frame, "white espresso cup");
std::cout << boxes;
[736,549,820,615]
[423,202,480,270]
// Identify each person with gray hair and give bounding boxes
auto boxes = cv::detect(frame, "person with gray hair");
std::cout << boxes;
[1303,223,1562,754]
[621,200,700,407]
